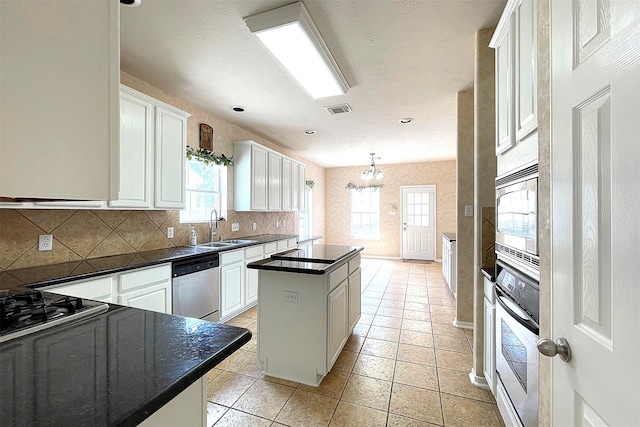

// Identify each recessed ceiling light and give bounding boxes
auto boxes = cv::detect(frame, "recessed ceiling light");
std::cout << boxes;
[231,106,245,112]
[304,130,316,135]
[399,118,413,124]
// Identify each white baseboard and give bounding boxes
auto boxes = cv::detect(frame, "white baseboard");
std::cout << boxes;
[453,319,474,329]
[361,255,402,260]
[469,369,490,389]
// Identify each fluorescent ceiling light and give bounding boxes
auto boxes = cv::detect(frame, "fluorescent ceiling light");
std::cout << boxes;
[244,2,349,99]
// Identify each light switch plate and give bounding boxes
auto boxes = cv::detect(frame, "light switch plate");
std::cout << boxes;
[464,205,473,217]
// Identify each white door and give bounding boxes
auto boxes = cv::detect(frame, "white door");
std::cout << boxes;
[400,186,435,260]
[549,2,640,424]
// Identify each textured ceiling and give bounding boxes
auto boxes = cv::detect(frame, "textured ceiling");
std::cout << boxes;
[120,0,505,168]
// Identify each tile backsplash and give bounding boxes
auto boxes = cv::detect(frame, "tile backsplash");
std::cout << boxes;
[0,209,296,270]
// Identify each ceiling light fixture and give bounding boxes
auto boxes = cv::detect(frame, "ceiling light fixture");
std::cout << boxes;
[244,2,349,99]
[361,153,384,181]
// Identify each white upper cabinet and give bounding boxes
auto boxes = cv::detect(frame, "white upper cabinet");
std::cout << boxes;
[267,152,282,211]
[490,0,537,156]
[0,0,119,201]
[110,86,189,210]
[282,157,292,211]
[298,164,307,211]
[234,140,306,212]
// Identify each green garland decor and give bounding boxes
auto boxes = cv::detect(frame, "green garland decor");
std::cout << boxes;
[346,182,383,191]
[186,146,234,166]
[305,180,315,190]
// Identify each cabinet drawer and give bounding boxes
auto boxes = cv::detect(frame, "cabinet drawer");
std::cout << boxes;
[264,242,277,255]
[287,238,297,248]
[276,240,288,251]
[119,264,171,293]
[348,254,361,274]
[245,244,263,259]
[220,249,244,265]
[329,264,348,291]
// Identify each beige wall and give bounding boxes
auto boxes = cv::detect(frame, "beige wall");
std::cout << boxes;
[471,26,497,380]
[324,161,456,259]
[456,89,475,325]
[0,73,326,271]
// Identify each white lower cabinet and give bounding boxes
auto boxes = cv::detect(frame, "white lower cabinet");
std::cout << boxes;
[244,245,264,306]
[138,377,206,427]
[442,236,457,296]
[348,267,362,331]
[40,263,172,314]
[483,275,497,395]
[327,281,348,368]
[220,249,245,321]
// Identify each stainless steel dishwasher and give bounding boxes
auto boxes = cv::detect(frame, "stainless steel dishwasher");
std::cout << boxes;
[172,252,220,322]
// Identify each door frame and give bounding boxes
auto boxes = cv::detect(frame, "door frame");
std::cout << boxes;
[399,185,437,260]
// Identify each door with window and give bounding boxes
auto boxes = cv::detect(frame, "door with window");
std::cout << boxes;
[401,186,435,260]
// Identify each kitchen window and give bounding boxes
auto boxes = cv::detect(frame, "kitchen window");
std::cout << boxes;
[299,187,312,236]
[350,188,380,239]
[180,159,227,223]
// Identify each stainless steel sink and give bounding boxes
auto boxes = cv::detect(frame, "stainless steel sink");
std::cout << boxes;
[221,239,256,244]
[197,239,256,248]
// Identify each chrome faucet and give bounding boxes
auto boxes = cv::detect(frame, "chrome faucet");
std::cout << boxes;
[209,209,218,242]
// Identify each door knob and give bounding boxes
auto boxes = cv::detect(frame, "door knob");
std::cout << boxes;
[537,337,572,362]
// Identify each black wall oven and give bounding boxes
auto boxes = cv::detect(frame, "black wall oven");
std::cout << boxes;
[495,260,539,427]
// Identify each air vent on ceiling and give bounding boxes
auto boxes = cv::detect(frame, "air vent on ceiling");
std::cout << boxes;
[325,104,352,115]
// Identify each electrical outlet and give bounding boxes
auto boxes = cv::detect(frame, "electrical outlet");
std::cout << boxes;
[167,227,174,238]
[275,220,279,228]
[252,223,257,230]
[232,223,239,232]
[284,291,298,303]
[464,205,473,217]
[283,220,286,227]
[38,234,53,251]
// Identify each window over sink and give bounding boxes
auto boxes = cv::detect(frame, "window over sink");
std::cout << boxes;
[180,159,227,223]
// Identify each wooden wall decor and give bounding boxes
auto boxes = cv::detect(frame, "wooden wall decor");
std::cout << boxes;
[199,123,213,151]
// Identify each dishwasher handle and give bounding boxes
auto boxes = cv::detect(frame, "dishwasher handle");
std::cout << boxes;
[172,254,219,278]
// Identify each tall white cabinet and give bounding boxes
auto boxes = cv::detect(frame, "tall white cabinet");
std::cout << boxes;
[111,86,190,210]
[490,0,538,175]
[234,140,306,212]
[0,0,120,201]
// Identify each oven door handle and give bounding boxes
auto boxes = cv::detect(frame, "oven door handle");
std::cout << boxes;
[495,286,539,335]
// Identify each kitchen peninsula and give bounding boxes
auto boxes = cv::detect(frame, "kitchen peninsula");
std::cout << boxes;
[247,245,363,386]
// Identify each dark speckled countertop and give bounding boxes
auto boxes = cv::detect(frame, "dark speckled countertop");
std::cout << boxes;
[0,304,251,427]
[247,245,363,275]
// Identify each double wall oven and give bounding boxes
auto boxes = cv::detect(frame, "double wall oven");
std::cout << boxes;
[494,162,540,427]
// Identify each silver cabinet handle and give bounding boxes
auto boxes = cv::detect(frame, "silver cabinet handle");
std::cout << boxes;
[537,337,572,362]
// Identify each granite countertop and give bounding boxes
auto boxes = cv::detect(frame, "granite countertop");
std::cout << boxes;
[247,245,363,275]
[0,234,314,292]
[0,304,251,427]
[442,232,457,242]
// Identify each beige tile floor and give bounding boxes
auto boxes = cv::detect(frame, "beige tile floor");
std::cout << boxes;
[207,259,505,427]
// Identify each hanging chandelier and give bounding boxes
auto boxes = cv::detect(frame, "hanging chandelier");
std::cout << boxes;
[361,153,384,180]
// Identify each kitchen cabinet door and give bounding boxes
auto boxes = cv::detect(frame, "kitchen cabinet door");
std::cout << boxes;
[494,17,515,155]
[110,88,153,208]
[327,281,348,369]
[154,106,188,209]
[245,254,262,306]
[220,260,245,321]
[0,0,119,201]
[348,268,361,332]
[251,145,269,211]
[514,0,537,141]
[291,162,300,211]
[268,152,282,210]
[119,283,171,314]
[281,157,292,211]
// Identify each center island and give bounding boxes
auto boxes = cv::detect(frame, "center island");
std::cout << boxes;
[246,244,363,386]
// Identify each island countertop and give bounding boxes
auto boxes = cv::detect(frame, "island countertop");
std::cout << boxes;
[0,304,251,427]
[247,245,363,275]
